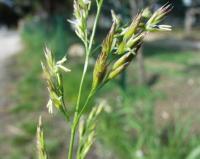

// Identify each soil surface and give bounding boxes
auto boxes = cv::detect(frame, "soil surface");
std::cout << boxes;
[0,29,22,107]
[0,29,22,155]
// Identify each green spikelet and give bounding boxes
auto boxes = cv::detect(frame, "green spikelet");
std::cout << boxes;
[37,116,48,159]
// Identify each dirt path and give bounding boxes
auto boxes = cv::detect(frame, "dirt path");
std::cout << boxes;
[0,29,22,107]
[0,29,22,153]
[148,59,200,132]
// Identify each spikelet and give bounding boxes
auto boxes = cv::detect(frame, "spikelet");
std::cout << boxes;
[92,4,172,85]
[92,22,116,90]
[117,13,143,55]
[77,103,104,159]
[112,52,135,71]
[37,116,48,159]
[108,62,130,80]
[123,13,142,41]
[68,0,91,42]
[146,3,173,31]
[41,47,70,118]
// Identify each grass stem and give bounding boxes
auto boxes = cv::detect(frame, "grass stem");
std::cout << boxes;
[67,2,103,159]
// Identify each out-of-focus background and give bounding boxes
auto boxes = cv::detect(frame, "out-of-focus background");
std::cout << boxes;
[0,0,200,158]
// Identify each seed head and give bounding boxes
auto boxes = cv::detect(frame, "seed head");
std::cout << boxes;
[102,22,116,55]
[116,13,143,55]
[146,3,172,32]
[37,116,48,159]
[111,10,121,28]
[123,13,142,41]
[92,22,116,90]
[127,32,146,49]
[117,41,126,55]
[68,0,91,42]
[112,52,134,70]
[77,103,104,159]
[108,62,130,80]
[42,47,70,118]
[142,7,152,18]
[92,53,107,91]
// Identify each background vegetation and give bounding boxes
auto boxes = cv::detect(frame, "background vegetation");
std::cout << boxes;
[0,0,200,159]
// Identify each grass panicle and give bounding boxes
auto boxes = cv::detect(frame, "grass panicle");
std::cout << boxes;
[38,1,172,159]
[41,47,70,118]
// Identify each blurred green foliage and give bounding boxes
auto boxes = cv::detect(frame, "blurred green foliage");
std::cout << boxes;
[6,14,200,159]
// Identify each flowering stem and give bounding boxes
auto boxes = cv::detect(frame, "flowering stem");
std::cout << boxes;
[88,3,102,55]
[68,89,95,158]
[67,2,103,159]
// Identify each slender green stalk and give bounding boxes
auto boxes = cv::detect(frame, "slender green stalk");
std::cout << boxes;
[67,2,103,159]
[68,90,95,159]
[88,2,102,55]
[76,0,103,114]
[67,54,89,159]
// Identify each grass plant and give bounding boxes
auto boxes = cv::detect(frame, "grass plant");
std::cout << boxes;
[38,1,173,159]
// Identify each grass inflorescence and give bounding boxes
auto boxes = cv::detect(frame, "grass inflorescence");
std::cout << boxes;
[38,1,175,159]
